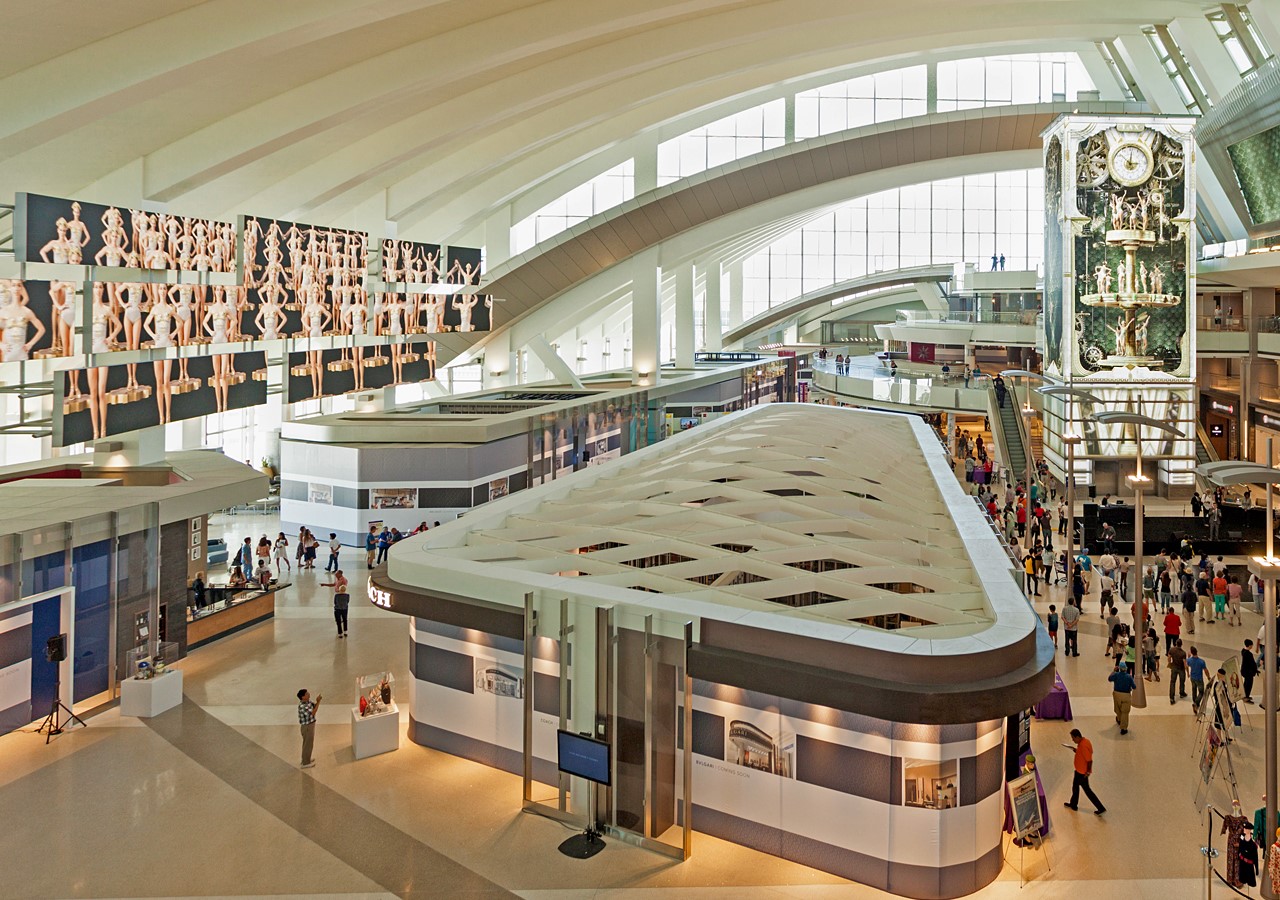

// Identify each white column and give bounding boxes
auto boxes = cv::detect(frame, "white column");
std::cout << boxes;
[631,250,661,385]
[703,262,723,351]
[529,336,584,388]
[674,261,695,369]
[485,205,513,269]
[634,140,658,195]
[727,260,744,329]
[482,331,515,388]
[1170,16,1242,103]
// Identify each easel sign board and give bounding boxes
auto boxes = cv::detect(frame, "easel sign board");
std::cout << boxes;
[1008,772,1043,839]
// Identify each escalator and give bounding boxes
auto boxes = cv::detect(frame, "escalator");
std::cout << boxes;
[1194,423,1219,467]
[988,379,1032,487]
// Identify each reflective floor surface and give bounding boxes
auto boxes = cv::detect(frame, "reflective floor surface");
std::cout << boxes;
[0,510,1250,898]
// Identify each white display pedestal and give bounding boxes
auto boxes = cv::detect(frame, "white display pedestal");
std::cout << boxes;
[351,704,399,759]
[119,670,184,718]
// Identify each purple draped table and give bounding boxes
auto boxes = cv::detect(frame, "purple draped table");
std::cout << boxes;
[1032,672,1072,721]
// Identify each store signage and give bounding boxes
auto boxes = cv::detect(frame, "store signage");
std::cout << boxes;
[1210,400,1235,414]
[1255,411,1280,430]
[368,583,393,610]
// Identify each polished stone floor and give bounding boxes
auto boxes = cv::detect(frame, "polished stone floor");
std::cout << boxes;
[0,510,1258,898]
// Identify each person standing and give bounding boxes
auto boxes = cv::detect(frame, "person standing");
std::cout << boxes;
[273,531,291,574]
[331,570,349,638]
[1062,599,1081,657]
[325,532,341,573]
[376,526,392,565]
[297,688,322,769]
[1168,638,1188,704]
[1188,646,1209,709]
[1109,664,1135,734]
[1063,728,1105,814]
[1241,639,1259,704]
[365,525,378,569]
[1208,503,1222,542]
[238,537,254,573]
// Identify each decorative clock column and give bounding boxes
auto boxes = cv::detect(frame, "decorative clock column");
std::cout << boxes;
[1038,114,1198,500]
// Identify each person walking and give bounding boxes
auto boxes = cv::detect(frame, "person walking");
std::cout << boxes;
[1242,640,1259,704]
[1062,599,1081,657]
[1109,664,1136,734]
[1188,646,1209,709]
[1063,728,1105,814]
[331,570,349,638]
[1023,550,1039,596]
[325,532,341,573]
[1047,604,1059,650]
[1227,576,1243,626]
[297,688,322,769]
[1168,638,1188,704]
[1163,605,1181,653]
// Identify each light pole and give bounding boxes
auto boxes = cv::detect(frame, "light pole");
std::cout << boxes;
[1038,385,1105,555]
[1094,410,1184,712]
[1198,448,1280,899]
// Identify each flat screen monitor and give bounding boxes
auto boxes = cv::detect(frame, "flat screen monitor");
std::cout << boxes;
[557,730,611,785]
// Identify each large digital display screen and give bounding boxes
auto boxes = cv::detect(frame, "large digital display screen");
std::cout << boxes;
[0,279,78,363]
[284,342,436,403]
[381,238,442,284]
[1227,123,1280,227]
[239,216,368,340]
[14,192,236,273]
[55,351,267,446]
[557,730,611,785]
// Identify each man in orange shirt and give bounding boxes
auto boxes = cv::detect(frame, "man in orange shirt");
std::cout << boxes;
[1063,728,1106,814]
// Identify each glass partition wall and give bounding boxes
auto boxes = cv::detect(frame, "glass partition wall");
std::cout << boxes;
[522,591,693,859]
[0,503,162,717]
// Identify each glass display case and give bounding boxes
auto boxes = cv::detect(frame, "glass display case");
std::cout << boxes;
[125,640,182,679]
[355,672,395,718]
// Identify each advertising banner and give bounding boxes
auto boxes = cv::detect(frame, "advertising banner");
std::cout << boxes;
[14,192,236,274]
[55,351,267,446]
[285,342,435,403]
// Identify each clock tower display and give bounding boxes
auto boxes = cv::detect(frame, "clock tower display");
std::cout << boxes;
[1040,114,1198,497]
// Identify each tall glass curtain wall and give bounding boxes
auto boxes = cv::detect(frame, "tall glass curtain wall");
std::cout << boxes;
[742,169,1046,320]
[512,53,1092,256]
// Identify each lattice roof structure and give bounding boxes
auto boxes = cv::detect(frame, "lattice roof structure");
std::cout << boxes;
[392,404,1029,646]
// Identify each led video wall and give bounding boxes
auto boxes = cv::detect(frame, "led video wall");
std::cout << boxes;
[14,192,236,273]
[55,352,267,446]
[7,190,498,447]
[239,215,369,340]
[381,238,443,284]
[285,342,436,403]
[0,279,78,362]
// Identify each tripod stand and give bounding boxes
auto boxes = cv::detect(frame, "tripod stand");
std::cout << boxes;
[37,670,85,744]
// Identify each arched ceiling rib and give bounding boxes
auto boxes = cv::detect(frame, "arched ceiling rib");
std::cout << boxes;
[0,0,1210,234]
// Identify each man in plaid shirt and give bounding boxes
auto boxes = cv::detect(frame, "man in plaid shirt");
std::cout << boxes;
[297,688,322,768]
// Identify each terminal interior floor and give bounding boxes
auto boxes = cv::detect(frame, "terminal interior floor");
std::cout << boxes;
[0,510,1258,899]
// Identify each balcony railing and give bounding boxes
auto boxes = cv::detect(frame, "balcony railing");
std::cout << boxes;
[895,309,1040,326]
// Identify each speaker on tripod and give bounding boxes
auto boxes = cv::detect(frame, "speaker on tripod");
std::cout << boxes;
[38,633,85,744]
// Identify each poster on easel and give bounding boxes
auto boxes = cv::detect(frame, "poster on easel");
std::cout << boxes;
[1008,772,1044,840]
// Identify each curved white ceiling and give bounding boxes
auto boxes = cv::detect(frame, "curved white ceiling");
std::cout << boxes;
[1,0,1208,239]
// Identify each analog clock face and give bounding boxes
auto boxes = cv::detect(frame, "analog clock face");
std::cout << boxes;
[1108,142,1154,187]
